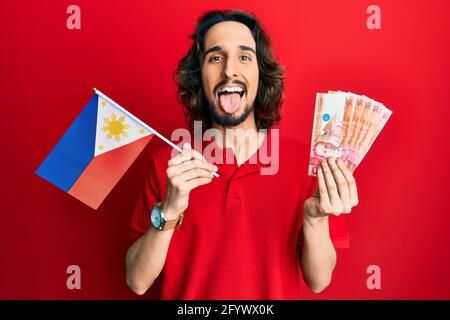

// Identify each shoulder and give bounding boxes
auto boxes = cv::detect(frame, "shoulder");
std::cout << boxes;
[269,132,311,177]
[276,133,310,159]
[279,134,309,150]
[147,138,175,168]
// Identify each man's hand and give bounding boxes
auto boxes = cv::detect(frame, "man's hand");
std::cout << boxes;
[163,143,218,219]
[304,158,359,219]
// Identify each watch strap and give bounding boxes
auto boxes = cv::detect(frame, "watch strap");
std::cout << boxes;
[154,202,184,231]
[162,213,184,230]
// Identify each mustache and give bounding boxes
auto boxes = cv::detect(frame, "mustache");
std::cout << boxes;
[213,79,248,96]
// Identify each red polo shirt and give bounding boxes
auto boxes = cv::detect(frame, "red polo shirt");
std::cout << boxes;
[129,129,349,299]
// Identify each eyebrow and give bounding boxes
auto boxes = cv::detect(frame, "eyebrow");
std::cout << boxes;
[204,45,256,56]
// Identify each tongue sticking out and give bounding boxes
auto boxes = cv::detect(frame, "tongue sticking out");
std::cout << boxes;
[219,93,241,114]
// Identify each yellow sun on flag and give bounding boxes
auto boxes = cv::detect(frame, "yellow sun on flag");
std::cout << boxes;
[101,113,130,142]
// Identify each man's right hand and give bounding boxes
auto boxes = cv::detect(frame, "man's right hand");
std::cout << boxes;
[162,143,218,220]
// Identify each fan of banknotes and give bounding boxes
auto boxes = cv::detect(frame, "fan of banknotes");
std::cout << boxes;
[308,91,393,176]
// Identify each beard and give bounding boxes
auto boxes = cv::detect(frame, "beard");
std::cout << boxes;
[206,101,254,127]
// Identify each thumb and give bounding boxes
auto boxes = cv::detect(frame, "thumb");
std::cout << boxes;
[183,142,192,151]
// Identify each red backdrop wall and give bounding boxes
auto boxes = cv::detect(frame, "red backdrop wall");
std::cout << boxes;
[1,0,449,299]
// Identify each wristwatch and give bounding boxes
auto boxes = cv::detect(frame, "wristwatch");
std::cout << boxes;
[150,202,184,231]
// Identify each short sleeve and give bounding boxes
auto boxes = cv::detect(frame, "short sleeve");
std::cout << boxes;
[301,176,350,249]
[129,157,162,240]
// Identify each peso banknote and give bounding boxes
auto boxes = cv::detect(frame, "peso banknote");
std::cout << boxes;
[309,91,392,176]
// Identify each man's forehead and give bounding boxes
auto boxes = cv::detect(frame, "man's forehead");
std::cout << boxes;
[204,21,256,51]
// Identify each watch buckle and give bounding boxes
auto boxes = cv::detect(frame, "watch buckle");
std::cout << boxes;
[175,213,184,229]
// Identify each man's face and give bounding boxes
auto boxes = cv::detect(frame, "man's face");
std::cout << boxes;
[201,21,259,127]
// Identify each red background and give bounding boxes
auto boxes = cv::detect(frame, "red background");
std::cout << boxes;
[1,0,449,299]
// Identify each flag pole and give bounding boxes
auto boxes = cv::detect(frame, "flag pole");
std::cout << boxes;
[92,88,219,178]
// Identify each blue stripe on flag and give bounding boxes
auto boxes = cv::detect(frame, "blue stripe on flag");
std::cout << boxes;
[36,95,98,192]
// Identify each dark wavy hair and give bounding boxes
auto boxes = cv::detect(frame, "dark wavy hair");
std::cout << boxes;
[174,9,285,132]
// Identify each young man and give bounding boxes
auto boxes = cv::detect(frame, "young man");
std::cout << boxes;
[125,10,358,299]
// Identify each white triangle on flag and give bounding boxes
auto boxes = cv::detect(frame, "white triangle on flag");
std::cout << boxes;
[94,96,152,156]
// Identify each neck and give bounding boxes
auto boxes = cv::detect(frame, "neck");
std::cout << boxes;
[211,111,266,166]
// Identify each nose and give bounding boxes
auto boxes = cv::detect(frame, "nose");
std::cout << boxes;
[223,57,240,79]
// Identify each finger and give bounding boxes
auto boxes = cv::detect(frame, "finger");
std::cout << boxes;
[183,177,213,192]
[178,167,214,182]
[168,143,206,166]
[168,144,194,166]
[183,143,206,162]
[317,167,332,213]
[328,158,351,213]
[167,159,217,177]
[321,159,342,213]
[337,158,359,206]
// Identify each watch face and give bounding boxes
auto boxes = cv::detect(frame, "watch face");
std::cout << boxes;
[150,207,162,229]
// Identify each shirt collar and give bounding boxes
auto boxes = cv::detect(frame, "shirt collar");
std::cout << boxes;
[194,129,273,179]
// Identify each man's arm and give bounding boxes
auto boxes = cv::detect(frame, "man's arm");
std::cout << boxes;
[300,214,336,293]
[125,214,177,295]
[300,158,358,293]
[125,143,217,295]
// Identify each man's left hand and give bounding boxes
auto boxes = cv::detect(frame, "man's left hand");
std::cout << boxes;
[304,158,359,219]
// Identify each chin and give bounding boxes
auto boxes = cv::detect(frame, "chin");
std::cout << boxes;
[208,102,254,127]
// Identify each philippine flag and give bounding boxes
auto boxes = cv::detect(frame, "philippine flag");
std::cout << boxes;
[36,90,154,209]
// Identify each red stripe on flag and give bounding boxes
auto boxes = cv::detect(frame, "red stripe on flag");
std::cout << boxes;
[68,135,153,209]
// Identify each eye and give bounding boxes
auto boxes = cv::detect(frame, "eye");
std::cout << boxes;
[240,55,252,62]
[208,55,223,63]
